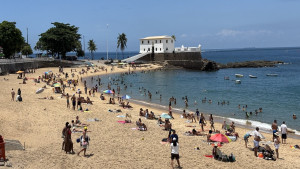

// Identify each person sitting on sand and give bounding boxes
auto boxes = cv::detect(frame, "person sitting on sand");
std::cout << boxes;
[139,108,145,116]
[207,130,213,142]
[182,110,187,118]
[230,122,235,132]
[157,117,164,124]
[212,145,220,159]
[165,119,172,130]
[222,121,227,131]
[100,94,105,100]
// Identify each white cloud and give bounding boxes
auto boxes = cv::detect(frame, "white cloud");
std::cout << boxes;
[216,29,272,37]
[180,34,187,38]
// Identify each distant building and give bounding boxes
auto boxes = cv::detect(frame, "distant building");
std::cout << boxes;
[140,35,175,53]
[175,45,201,52]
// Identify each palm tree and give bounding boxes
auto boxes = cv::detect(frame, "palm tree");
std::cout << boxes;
[171,35,176,41]
[117,33,127,59]
[88,40,97,60]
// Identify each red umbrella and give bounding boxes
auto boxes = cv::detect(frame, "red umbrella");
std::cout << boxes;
[210,133,231,143]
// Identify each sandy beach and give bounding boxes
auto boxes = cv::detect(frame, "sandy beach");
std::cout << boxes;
[0,61,300,169]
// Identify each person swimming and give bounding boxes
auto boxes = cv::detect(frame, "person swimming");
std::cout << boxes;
[293,114,297,120]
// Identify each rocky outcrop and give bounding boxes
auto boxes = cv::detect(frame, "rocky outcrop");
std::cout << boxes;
[218,60,284,69]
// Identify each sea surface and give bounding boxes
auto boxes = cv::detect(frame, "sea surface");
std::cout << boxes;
[85,47,300,135]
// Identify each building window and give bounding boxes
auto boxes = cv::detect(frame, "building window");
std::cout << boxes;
[156,48,157,51]
[148,40,149,44]
[155,40,157,43]
[166,48,168,51]
[160,40,161,43]
[160,48,161,51]
[142,41,143,44]
[166,40,168,43]
[171,40,173,43]
[148,48,150,51]
[144,48,145,51]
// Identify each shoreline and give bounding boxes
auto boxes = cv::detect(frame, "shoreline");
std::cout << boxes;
[1,60,300,168]
[83,67,300,140]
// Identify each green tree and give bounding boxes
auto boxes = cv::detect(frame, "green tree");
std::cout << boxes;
[88,40,97,60]
[171,35,176,41]
[0,21,25,58]
[76,42,84,57]
[117,33,127,59]
[21,43,33,57]
[35,22,81,59]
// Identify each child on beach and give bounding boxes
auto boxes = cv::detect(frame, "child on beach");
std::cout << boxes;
[244,133,251,148]
[274,132,280,159]
[78,127,90,156]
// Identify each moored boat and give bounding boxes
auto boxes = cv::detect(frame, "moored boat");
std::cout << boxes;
[235,80,241,84]
[249,75,257,78]
[235,74,244,78]
[266,74,278,76]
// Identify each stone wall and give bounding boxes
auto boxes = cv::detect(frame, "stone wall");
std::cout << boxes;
[136,52,202,62]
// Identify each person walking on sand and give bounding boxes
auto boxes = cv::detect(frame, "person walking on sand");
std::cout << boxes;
[78,127,90,156]
[170,137,181,169]
[199,113,206,131]
[66,93,70,108]
[274,132,280,159]
[11,88,15,101]
[209,114,215,132]
[280,121,287,144]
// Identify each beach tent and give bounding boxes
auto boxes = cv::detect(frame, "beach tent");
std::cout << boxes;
[53,83,62,93]
[122,95,131,99]
[103,90,114,94]
[160,113,172,119]
[210,133,231,143]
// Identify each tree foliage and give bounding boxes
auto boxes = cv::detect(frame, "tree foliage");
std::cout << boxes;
[76,42,84,57]
[35,22,81,59]
[117,33,127,59]
[21,43,33,56]
[0,21,25,58]
[88,40,97,60]
[171,35,176,41]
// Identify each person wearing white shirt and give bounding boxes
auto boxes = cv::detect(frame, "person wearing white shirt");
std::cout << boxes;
[170,137,181,168]
[280,121,287,144]
[253,127,261,157]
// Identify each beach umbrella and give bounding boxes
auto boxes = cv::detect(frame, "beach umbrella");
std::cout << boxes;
[122,95,131,99]
[246,130,265,139]
[160,113,172,119]
[210,133,231,143]
[103,90,114,94]
[53,83,61,87]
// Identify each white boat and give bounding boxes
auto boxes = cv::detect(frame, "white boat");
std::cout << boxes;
[235,74,244,78]
[235,80,241,84]
[249,75,257,78]
[266,74,278,76]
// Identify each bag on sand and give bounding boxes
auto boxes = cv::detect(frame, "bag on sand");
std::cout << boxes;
[222,155,228,162]
[18,96,22,102]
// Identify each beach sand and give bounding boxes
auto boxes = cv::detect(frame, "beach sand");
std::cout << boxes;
[0,61,299,169]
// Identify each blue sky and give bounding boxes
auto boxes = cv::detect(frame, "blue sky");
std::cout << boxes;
[1,0,300,52]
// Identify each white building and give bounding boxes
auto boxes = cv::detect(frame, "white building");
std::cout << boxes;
[175,45,201,52]
[140,36,175,53]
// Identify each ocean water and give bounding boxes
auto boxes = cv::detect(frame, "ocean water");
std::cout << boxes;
[86,47,300,134]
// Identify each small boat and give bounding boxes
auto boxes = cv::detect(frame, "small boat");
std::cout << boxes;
[266,74,278,77]
[224,76,230,80]
[235,80,241,84]
[249,75,257,78]
[235,74,244,78]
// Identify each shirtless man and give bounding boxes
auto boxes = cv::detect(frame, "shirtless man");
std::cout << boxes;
[272,120,278,142]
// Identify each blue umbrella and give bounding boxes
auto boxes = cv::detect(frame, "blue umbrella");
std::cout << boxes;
[122,95,131,99]
[160,113,172,119]
[103,90,114,94]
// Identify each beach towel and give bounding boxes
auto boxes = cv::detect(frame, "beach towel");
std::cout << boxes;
[84,111,92,113]
[86,118,100,122]
[205,155,213,158]
[185,125,196,127]
[117,121,126,124]
[117,115,126,118]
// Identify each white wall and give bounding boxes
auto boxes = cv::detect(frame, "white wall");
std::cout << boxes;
[140,38,174,53]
